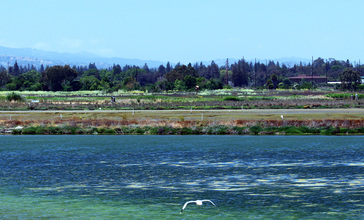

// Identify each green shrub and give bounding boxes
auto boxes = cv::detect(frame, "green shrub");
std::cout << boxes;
[64,126,80,134]
[191,126,203,134]
[22,127,37,134]
[248,96,276,101]
[35,126,46,134]
[233,126,248,134]
[249,126,262,134]
[180,127,193,135]
[282,126,303,134]
[121,126,132,134]
[6,92,23,102]
[298,126,319,134]
[47,126,61,134]
[213,125,229,134]
[104,128,116,134]
[347,129,358,134]
[263,127,279,134]
[11,128,22,135]
[223,96,241,101]
[320,126,335,135]
[134,127,145,134]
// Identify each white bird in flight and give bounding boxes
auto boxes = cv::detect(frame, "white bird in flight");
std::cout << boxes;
[180,199,216,214]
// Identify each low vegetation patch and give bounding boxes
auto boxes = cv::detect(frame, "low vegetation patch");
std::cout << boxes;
[6,92,24,102]
[2,118,362,135]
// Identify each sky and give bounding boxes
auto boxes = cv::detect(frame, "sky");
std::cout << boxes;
[1,0,364,64]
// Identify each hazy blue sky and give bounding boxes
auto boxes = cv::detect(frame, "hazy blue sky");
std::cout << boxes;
[1,0,363,63]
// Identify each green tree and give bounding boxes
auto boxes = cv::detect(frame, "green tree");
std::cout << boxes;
[80,76,100,90]
[204,61,220,79]
[13,61,20,76]
[183,75,197,90]
[206,78,223,90]
[112,64,122,75]
[232,60,249,87]
[174,79,186,90]
[157,65,166,74]
[122,76,139,91]
[278,78,292,89]
[166,62,172,73]
[340,69,361,91]
[271,74,278,89]
[20,70,42,90]
[5,82,17,91]
[266,79,274,89]
[43,65,77,91]
[83,68,100,79]
[100,76,111,91]
[0,70,10,87]
[165,64,197,83]
[22,70,41,83]
[39,64,45,73]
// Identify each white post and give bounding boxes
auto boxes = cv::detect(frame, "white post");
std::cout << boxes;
[201,113,203,121]
[132,108,135,116]
[60,114,62,119]
[10,115,11,120]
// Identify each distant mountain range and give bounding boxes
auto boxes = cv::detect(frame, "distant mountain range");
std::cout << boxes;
[0,46,312,69]
[211,57,311,68]
[0,46,165,69]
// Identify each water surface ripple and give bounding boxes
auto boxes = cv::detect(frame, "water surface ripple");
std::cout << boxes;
[0,135,363,219]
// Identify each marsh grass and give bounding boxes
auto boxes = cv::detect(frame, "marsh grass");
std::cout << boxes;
[2,118,363,135]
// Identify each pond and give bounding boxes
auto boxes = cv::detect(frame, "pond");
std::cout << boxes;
[0,135,363,219]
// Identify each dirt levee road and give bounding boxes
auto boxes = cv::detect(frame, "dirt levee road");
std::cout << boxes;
[1,109,363,121]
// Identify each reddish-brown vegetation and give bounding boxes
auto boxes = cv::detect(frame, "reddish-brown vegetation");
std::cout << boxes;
[1,118,363,129]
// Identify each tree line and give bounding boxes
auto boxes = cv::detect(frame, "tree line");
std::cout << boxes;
[0,57,362,92]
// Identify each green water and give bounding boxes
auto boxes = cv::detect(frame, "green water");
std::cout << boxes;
[0,135,363,219]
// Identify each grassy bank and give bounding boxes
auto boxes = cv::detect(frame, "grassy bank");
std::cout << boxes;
[2,118,363,135]
[6,124,364,135]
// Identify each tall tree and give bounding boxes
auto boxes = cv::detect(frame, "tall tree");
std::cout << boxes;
[166,62,172,73]
[231,59,249,87]
[142,63,150,73]
[205,60,219,79]
[43,65,78,91]
[13,61,20,76]
[157,64,166,74]
[340,69,361,91]
[0,70,10,86]
[88,63,97,70]
[165,64,197,83]
[112,64,122,75]
[39,64,45,73]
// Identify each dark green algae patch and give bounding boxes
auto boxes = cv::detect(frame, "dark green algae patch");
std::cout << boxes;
[5,125,364,135]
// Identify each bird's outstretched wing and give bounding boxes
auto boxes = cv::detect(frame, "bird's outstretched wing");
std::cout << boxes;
[180,201,194,213]
[201,200,216,207]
